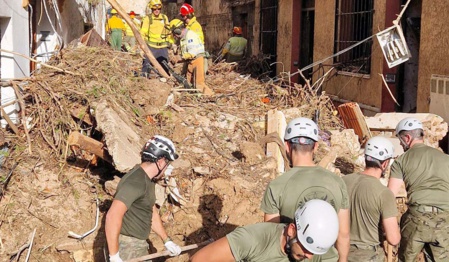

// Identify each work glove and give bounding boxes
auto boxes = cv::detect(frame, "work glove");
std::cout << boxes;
[109,252,123,262]
[164,240,181,256]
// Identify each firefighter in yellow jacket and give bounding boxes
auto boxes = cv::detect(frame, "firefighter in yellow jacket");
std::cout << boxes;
[222,27,248,62]
[140,0,170,76]
[179,3,204,45]
[123,11,141,53]
[106,9,125,51]
[171,24,213,95]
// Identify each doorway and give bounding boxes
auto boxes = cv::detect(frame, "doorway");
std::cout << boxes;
[299,0,315,83]
[398,0,421,113]
[260,0,277,75]
[232,3,255,57]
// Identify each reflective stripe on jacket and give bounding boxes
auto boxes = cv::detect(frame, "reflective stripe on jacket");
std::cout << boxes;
[180,30,205,59]
[124,18,141,36]
[186,17,204,44]
[140,14,169,48]
[223,36,247,56]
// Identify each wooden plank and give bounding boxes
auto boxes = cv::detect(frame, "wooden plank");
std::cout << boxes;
[22,0,29,8]
[0,108,20,134]
[266,109,286,174]
[68,131,112,163]
[318,148,338,170]
[80,29,108,47]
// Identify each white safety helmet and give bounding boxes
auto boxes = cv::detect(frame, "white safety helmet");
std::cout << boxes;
[365,136,394,161]
[395,117,423,134]
[284,117,319,142]
[141,135,178,162]
[294,199,339,255]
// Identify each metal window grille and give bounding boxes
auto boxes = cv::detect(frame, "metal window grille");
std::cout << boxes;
[260,0,277,69]
[334,0,374,74]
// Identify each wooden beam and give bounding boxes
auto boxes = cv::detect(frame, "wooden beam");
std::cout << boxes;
[67,131,112,163]
[266,110,287,174]
[0,108,20,135]
[318,148,338,170]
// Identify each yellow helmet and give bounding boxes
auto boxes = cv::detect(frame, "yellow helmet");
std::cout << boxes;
[148,0,162,9]
[110,9,118,14]
[169,19,183,30]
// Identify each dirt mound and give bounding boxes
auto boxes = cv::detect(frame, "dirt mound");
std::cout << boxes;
[0,46,347,261]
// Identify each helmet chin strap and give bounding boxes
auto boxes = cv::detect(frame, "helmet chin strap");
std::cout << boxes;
[398,135,413,151]
[380,163,386,178]
[151,159,169,182]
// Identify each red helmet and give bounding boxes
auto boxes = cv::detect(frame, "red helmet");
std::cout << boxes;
[180,3,194,16]
[233,26,242,35]
[129,11,136,16]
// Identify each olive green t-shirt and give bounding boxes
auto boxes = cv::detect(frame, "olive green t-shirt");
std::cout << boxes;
[227,223,288,262]
[261,166,349,223]
[115,165,156,240]
[390,143,449,210]
[343,173,397,246]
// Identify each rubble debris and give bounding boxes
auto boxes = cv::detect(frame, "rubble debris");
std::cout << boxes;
[68,131,112,163]
[239,141,265,165]
[0,43,370,262]
[80,29,108,48]
[337,102,372,144]
[94,100,143,173]
[365,113,448,149]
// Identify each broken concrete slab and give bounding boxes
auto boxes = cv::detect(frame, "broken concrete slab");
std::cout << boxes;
[329,129,361,158]
[366,113,448,149]
[193,166,211,176]
[94,100,143,173]
[172,158,191,169]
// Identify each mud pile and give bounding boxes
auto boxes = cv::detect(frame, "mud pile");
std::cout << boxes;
[0,46,353,261]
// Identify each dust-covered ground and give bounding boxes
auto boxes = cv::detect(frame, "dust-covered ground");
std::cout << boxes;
[0,45,373,262]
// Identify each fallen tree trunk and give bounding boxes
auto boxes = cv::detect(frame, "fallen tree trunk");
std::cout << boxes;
[106,0,170,79]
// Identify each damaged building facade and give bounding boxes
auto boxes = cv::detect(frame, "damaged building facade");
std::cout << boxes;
[192,0,449,122]
[1,0,107,77]
[1,0,30,78]
[308,0,449,120]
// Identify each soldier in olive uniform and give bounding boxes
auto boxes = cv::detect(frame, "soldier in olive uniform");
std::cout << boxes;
[388,117,449,262]
[261,117,350,262]
[343,136,400,262]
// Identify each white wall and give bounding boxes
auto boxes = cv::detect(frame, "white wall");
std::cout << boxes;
[0,0,30,78]
[34,0,61,65]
